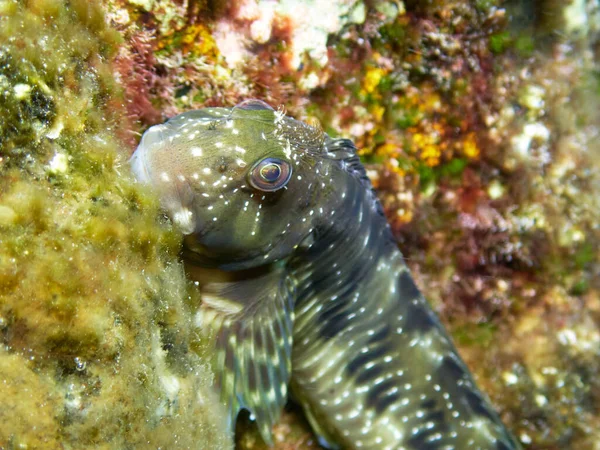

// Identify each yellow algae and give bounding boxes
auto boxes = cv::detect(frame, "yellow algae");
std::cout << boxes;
[411,132,442,167]
[0,351,62,449]
[0,205,17,228]
[463,132,480,159]
[362,67,387,94]
[395,207,414,224]
[419,91,442,113]
[370,103,386,121]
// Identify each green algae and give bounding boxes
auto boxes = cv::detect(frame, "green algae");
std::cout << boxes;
[0,1,229,448]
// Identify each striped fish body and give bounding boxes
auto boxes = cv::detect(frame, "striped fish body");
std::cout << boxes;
[288,139,520,450]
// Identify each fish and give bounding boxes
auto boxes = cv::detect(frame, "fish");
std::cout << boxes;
[130,99,521,450]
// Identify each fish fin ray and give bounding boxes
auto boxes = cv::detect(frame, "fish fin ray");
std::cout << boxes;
[324,137,382,214]
[199,265,295,444]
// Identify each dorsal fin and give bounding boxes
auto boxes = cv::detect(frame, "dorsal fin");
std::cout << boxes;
[324,136,383,215]
[324,136,372,186]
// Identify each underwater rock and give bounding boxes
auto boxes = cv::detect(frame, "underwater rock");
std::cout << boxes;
[0,1,229,448]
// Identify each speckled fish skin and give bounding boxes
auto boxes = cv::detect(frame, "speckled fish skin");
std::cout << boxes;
[130,100,520,450]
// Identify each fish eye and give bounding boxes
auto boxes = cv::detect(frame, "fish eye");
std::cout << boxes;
[248,157,292,192]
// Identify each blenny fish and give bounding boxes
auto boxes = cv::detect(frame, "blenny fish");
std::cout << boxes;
[130,100,520,450]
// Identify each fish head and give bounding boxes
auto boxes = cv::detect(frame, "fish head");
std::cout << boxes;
[130,99,333,270]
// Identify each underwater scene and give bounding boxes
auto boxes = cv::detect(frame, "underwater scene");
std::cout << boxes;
[1,0,599,449]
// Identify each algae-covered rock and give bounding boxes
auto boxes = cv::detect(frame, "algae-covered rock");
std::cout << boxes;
[2,0,600,448]
[0,1,229,448]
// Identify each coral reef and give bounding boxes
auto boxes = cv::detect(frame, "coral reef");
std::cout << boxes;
[0,1,228,448]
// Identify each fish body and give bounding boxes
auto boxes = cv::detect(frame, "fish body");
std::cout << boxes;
[130,100,520,450]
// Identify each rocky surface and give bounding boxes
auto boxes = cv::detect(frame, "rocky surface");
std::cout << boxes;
[2,0,599,448]
[0,1,228,448]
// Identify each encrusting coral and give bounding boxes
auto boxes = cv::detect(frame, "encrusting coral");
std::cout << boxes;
[0,1,229,448]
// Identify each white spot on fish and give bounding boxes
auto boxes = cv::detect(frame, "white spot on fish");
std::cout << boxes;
[283,139,292,158]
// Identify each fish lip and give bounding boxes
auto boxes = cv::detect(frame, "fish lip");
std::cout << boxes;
[130,124,169,184]
[129,148,152,184]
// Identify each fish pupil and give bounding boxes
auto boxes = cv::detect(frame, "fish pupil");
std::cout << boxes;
[260,163,281,182]
[248,157,291,192]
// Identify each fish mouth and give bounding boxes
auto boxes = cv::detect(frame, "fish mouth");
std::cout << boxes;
[129,149,152,185]
[130,124,168,183]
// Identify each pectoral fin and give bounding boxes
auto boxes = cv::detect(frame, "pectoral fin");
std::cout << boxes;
[194,264,295,444]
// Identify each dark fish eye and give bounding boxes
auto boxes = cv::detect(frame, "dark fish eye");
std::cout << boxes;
[249,157,292,192]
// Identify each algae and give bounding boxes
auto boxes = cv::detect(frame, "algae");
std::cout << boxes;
[0,1,229,448]
[2,0,600,448]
